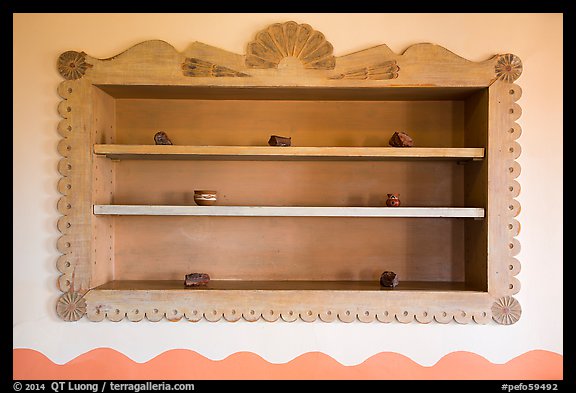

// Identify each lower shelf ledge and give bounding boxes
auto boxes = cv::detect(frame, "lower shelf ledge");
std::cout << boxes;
[77,280,495,324]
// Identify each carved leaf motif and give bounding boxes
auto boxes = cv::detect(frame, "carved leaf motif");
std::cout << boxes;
[491,296,522,325]
[56,291,87,322]
[495,53,522,83]
[246,21,335,70]
[268,23,288,58]
[57,51,92,80]
[293,23,312,58]
[284,21,298,56]
[329,60,399,80]
[182,58,249,78]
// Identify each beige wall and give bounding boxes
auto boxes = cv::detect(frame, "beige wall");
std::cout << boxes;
[13,13,562,365]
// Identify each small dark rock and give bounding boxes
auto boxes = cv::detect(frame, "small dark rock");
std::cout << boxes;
[185,273,210,287]
[380,271,399,288]
[268,135,291,146]
[388,131,414,147]
[154,131,173,145]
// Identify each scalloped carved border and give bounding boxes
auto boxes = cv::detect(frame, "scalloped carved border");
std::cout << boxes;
[84,305,492,324]
[82,288,495,324]
[502,78,522,299]
[504,79,522,300]
[486,54,522,324]
[56,79,79,296]
[56,67,96,323]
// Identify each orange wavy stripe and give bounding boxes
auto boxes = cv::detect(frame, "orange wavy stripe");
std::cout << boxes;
[13,349,562,380]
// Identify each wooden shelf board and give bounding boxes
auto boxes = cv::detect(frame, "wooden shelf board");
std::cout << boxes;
[93,205,485,218]
[94,144,485,161]
[93,280,481,292]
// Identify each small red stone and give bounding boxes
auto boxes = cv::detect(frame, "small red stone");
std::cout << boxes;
[380,271,399,288]
[185,273,210,287]
[388,131,414,147]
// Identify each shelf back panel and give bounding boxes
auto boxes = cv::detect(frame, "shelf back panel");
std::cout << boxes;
[113,160,465,207]
[113,215,465,282]
[115,99,466,148]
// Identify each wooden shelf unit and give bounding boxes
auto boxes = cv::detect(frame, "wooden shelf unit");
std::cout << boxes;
[55,22,522,324]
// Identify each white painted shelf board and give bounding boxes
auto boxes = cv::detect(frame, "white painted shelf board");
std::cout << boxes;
[93,205,485,218]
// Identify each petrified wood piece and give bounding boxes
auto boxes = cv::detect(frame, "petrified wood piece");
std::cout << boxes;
[185,273,211,287]
[380,271,399,288]
[154,131,173,145]
[193,190,218,206]
[388,131,414,147]
[268,135,292,146]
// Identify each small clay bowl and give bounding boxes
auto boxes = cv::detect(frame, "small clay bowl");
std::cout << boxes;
[386,193,401,207]
[194,190,218,206]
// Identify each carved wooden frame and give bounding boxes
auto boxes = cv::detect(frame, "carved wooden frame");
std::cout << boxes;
[56,21,522,324]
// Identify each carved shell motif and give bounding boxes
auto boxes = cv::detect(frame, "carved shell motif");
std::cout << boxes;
[56,291,87,321]
[491,296,522,325]
[495,53,522,83]
[246,21,335,70]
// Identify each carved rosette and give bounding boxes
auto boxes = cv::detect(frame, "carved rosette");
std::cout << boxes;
[56,291,87,321]
[246,21,335,70]
[182,57,249,77]
[491,296,521,325]
[495,53,522,83]
[57,51,92,80]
